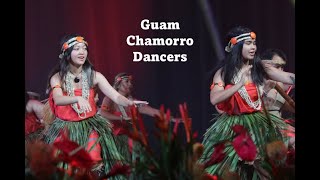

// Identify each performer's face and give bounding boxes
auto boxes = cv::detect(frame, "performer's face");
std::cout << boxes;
[70,43,88,65]
[271,55,284,71]
[119,78,133,95]
[242,39,257,60]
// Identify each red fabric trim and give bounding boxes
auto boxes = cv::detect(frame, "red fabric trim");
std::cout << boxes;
[217,83,261,115]
[49,89,97,121]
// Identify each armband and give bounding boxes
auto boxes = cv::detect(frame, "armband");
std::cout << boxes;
[52,85,61,89]
[210,82,224,90]
[101,105,110,111]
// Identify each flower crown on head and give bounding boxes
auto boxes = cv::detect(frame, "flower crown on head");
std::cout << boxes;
[225,32,256,52]
[59,36,88,59]
[115,75,133,83]
[113,75,133,89]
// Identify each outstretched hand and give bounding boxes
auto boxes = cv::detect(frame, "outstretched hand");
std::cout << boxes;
[133,100,149,107]
[122,116,132,121]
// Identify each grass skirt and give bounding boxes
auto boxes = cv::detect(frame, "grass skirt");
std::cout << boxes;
[25,127,45,144]
[111,120,144,164]
[199,111,293,179]
[44,114,126,179]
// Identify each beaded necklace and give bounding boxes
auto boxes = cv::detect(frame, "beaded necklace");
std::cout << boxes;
[65,71,90,118]
[233,71,262,110]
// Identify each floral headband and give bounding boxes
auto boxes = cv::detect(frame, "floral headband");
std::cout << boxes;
[225,32,256,52]
[115,75,133,83]
[59,36,88,59]
[113,75,133,88]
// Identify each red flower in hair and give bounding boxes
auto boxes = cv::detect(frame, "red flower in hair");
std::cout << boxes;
[76,36,84,42]
[250,32,256,39]
[63,43,69,50]
[231,125,257,162]
[116,77,122,82]
[230,37,237,45]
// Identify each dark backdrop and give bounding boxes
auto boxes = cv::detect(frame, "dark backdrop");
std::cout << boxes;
[25,0,295,142]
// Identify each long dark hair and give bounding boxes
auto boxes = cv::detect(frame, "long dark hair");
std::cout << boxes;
[215,26,266,85]
[46,34,95,94]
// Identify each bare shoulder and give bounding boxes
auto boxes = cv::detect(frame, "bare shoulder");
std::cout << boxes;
[94,71,105,80]
[215,68,223,75]
[93,71,104,85]
[50,73,61,86]
[213,68,223,80]
[51,72,60,80]
[95,71,102,77]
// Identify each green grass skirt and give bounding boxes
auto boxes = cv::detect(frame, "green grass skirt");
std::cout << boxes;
[43,114,126,179]
[199,111,293,180]
[110,120,144,165]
